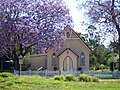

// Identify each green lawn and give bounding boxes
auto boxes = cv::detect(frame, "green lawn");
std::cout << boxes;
[0,75,120,90]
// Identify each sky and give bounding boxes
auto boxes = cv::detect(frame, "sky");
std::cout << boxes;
[62,0,86,33]
[62,0,111,47]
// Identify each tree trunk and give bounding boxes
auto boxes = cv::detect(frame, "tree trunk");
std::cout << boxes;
[118,32,120,71]
[13,48,19,70]
[14,56,19,70]
[0,60,3,71]
[111,0,120,71]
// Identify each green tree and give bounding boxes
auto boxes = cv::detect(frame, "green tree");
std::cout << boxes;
[76,31,117,70]
[22,53,31,71]
[109,41,119,53]
[79,0,120,70]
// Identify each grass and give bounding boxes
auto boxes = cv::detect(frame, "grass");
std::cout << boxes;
[0,74,120,90]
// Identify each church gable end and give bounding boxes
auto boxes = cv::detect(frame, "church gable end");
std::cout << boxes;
[64,25,90,52]
[64,25,79,39]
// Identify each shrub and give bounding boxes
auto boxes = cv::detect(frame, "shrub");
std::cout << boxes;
[110,62,115,71]
[22,54,31,71]
[6,81,14,86]
[65,74,77,81]
[53,75,65,81]
[0,77,4,82]
[92,77,99,82]
[78,74,99,82]
[0,72,14,78]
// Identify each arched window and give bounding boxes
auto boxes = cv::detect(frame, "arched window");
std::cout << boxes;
[80,52,85,66]
[52,53,56,66]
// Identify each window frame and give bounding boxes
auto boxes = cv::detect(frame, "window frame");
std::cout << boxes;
[80,52,85,66]
[52,53,56,66]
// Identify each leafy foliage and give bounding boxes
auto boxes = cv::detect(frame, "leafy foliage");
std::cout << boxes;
[76,31,118,70]
[109,41,119,53]
[22,53,31,70]
[0,0,72,69]
[53,75,65,81]
[79,0,120,70]
[0,72,14,78]
[78,74,99,82]
[110,62,115,71]
[0,73,120,90]
[65,74,77,81]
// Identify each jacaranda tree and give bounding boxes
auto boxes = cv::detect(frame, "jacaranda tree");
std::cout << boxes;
[0,0,72,69]
[79,0,120,70]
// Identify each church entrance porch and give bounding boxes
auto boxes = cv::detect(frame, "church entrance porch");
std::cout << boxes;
[58,48,78,71]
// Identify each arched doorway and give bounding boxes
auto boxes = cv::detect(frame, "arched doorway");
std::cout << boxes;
[63,56,73,71]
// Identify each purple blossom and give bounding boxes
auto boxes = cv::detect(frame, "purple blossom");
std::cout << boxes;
[0,0,72,69]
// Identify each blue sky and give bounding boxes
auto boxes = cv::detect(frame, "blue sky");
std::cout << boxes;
[63,0,86,33]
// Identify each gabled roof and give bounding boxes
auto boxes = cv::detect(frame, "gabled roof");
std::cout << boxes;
[64,25,91,52]
[57,48,79,57]
[46,25,91,53]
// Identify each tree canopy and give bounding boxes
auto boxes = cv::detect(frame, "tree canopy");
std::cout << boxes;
[78,0,120,70]
[0,0,72,69]
[77,31,118,70]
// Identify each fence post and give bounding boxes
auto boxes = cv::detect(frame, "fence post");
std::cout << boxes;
[29,70,31,76]
[14,70,16,75]
[60,67,63,75]
[45,70,47,77]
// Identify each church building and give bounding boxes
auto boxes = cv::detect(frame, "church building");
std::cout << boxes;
[29,25,90,71]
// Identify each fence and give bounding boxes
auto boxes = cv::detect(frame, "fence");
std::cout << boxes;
[14,70,60,77]
[82,71,120,79]
[14,70,120,79]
